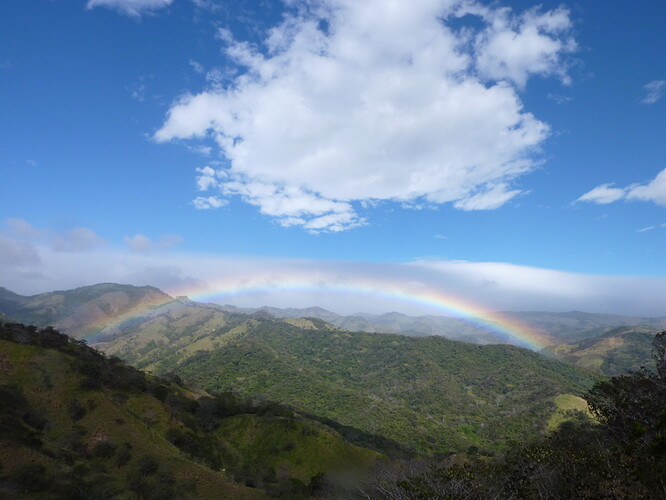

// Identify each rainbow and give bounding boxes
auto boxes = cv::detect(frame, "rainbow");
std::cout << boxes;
[86,274,553,351]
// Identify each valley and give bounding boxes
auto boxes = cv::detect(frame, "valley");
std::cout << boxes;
[1,283,665,498]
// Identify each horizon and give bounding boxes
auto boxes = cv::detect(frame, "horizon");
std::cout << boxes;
[1,0,665,318]
[4,280,666,321]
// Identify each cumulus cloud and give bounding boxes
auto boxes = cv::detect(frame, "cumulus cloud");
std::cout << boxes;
[155,0,576,231]
[578,168,666,207]
[86,0,172,17]
[642,80,666,105]
[195,166,224,191]
[473,5,576,88]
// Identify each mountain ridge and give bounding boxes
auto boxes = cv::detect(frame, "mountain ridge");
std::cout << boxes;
[4,283,666,347]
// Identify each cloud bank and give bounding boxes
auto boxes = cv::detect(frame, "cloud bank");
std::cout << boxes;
[155,0,576,231]
[2,221,666,318]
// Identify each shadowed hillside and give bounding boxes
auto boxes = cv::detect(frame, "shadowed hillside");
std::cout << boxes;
[0,322,384,498]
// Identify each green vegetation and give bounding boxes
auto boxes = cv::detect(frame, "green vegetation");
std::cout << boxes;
[547,326,656,376]
[133,317,598,455]
[0,322,382,498]
[359,332,666,499]
[546,393,592,431]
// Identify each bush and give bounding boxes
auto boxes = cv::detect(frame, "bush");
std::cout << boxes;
[92,440,117,459]
[67,399,86,421]
[11,463,50,492]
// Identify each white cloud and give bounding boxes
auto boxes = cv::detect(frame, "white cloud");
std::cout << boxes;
[124,234,153,252]
[577,183,627,204]
[473,6,576,88]
[155,0,576,231]
[193,196,227,209]
[636,226,655,233]
[53,227,107,253]
[86,0,173,17]
[642,80,666,105]
[195,166,223,191]
[189,60,205,74]
[547,93,572,104]
[191,0,222,11]
[578,168,666,207]
[3,218,106,253]
[626,169,666,205]
[453,183,522,211]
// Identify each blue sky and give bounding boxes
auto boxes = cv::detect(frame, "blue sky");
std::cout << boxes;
[1,0,666,316]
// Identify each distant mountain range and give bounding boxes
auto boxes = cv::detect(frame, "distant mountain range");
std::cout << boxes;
[3,283,665,348]
[229,305,666,345]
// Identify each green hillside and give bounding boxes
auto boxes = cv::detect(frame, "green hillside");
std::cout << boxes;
[0,284,601,456]
[546,326,656,376]
[0,322,381,499]
[104,315,597,455]
[366,332,666,499]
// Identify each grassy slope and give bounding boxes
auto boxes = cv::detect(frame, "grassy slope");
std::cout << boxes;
[0,339,263,500]
[546,394,592,431]
[546,326,656,376]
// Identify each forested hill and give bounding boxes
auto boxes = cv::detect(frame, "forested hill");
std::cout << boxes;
[96,311,597,455]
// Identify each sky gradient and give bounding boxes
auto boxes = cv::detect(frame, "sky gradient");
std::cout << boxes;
[1,0,665,317]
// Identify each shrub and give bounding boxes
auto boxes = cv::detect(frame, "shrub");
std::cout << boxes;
[92,440,117,459]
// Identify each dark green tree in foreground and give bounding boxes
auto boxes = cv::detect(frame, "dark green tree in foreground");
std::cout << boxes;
[365,332,666,499]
